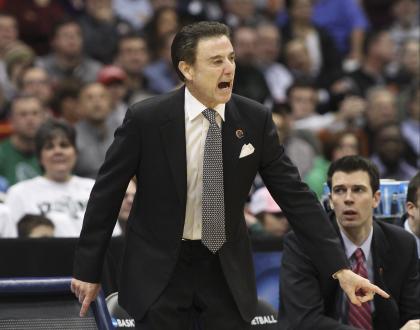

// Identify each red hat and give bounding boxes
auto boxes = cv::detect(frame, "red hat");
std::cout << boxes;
[97,65,127,85]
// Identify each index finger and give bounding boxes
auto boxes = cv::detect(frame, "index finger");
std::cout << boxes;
[80,296,93,317]
[367,283,389,299]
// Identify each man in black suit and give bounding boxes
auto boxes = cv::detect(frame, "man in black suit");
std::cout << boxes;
[71,22,388,329]
[279,156,420,330]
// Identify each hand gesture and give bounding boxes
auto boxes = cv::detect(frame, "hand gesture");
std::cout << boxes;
[71,278,101,317]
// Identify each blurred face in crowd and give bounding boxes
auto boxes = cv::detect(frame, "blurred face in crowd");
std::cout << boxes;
[330,171,380,238]
[408,88,420,121]
[406,187,420,237]
[40,133,77,182]
[0,15,18,51]
[401,39,420,76]
[371,31,395,63]
[289,86,317,120]
[392,0,419,26]
[119,180,136,221]
[151,0,176,10]
[179,35,235,109]
[11,97,46,141]
[285,39,312,74]
[225,0,255,21]
[366,89,397,130]
[332,133,359,161]
[53,22,83,58]
[117,37,150,75]
[232,26,257,65]
[156,8,178,37]
[290,0,312,24]
[375,125,404,167]
[78,83,111,124]
[85,0,113,21]
[256,24,281,64]
[21,67,53,106]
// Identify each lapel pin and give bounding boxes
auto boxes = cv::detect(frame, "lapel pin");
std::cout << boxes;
[236,129,244,139]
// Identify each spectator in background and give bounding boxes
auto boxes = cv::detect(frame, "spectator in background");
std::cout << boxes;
[392,38,420,91]
[0,203,16,238]
[37,19,102,85]
[287,80,364,133]
[389,0,419,51]
[19,66,53,111]
[284,38,313,81]
[1,0,66,55]
[0,13,19,100]
[17,214,55,238]
[401,85,419,168]
[223,0,263,28]
[117,178,136,236]
[396,172,420,261]
[281,0,341,89]
[271,104,318,179]
[114,33,153,103]
[0,95,46,189]
[79,0,133,64]
[74,82,117,179]
[143,6,179,59]
[143,31,180,94]
[231,25,271,105]
[5,119,121,237]
[97,65,128,126]
[364,86,399,152]
[311,0,369,66]
[255,21,293,104]
[346,29,396,97]
[371,122,417,181]
[279,155,420,330]
[3,41,36,100]
[249,186,290,238]
[112,0,153,31]
[51,78,83,124]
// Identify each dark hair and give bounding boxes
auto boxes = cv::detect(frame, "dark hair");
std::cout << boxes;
[327,155,380,194]
[35,119,76,160]
[51,17,80,40]
[362,29,388,56]
[17,214,55,238]
[407,172,420,204]
[171,21,231,81]
[286,78,317,99]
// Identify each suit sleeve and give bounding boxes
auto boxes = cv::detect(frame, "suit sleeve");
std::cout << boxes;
[258,109,348,276]
[398,234,420,324]
[73,106,142,283]
[280,234,357,330]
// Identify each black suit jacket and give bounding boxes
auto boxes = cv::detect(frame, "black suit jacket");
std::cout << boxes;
[73,87,348,321]
[278,219,420,330]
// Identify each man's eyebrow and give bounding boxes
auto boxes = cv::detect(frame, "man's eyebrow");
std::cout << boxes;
[208,52,235,60]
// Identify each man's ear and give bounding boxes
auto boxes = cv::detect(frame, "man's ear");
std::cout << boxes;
[178,61,193,81]
[372,190,381,208]
[406,201,416,218]
[328,193,334,210]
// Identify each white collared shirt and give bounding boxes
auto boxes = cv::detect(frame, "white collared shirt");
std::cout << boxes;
[182,87,225,239]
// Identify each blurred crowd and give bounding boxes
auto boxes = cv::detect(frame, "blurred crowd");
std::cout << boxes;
[0,0,418,241]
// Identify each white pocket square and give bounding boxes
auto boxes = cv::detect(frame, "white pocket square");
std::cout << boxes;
[239,143,255,158]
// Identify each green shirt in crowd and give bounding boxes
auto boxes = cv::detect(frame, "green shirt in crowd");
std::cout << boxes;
[0,139,41,189]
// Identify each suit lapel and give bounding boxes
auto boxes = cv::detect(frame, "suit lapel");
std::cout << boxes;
[160,88,187,212]
[222,98,246,179]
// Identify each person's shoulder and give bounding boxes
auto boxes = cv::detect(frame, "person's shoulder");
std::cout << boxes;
[230,93,270,120]
[7,176,42,194]
[0,138,11,151]
[130,88,182,116]
[375,220,416,246]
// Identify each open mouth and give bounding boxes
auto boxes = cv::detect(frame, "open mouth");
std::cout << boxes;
[218,81,231,89]
[343,210,357,217]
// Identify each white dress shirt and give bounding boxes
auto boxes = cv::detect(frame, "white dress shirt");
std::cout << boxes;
[182,87,225,240]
